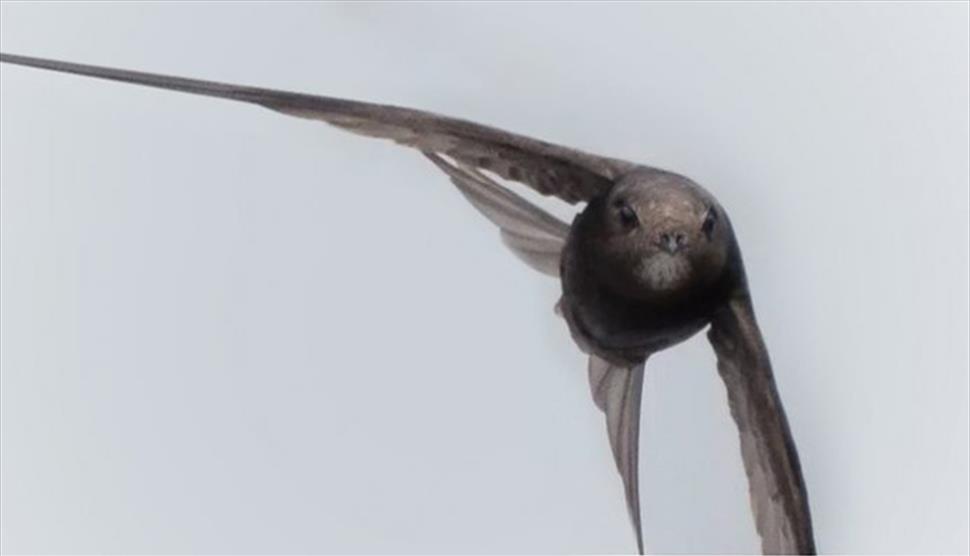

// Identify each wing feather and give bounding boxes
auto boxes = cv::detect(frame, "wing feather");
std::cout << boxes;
[589,355,646,554]
[0,52,639,203]
[424,152,568,277]
[708,294,816,554]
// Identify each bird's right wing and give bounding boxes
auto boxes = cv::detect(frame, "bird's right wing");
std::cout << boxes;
[424,152,569,277]
[589,355,647,554]
[0,52,640,204]
[0,53,603,279]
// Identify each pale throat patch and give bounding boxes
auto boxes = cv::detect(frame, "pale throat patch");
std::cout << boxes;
[638,254,690,291]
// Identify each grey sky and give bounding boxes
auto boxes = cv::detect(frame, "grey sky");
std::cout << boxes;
[1,3,968,554]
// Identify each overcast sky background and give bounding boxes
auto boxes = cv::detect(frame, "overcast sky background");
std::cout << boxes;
[1,3,968,554]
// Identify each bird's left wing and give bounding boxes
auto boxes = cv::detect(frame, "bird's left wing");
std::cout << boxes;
[589,355,647,554]
[708,293,816,554]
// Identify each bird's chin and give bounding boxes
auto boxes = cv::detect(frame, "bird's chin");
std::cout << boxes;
[637,253,691,296]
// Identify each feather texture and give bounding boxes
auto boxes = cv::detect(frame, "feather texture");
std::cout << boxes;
[0,52,638,204]
[424,152,568,277]
[708,295,816,554]
[589,355,647,554]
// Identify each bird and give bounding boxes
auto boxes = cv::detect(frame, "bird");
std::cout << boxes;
[0,52,816,555]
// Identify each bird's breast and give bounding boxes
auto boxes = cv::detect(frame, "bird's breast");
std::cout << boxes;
[558,287,709,366]
[559,246,711,366]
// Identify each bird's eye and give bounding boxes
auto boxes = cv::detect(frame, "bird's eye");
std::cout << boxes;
[614,201,639,229]
[702,207,717,238]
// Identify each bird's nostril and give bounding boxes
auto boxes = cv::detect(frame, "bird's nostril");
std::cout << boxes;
[657,231,687,253]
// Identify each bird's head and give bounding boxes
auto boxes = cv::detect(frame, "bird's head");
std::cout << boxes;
[583,170,734,304]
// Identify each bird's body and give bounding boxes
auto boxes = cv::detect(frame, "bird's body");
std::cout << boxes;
[560,169,738,366]
[562,204,725,366]
[0,52,816,555]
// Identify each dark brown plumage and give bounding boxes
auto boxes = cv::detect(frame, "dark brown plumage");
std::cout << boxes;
[0,52,816,554]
